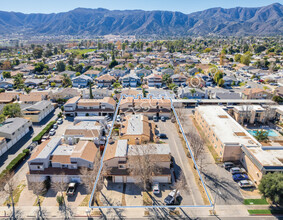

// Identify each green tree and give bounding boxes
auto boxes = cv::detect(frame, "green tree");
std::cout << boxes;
[113,81,121,89]
[109,60,118,69]
[272,96,283,103]
[218,78,225,87]
[89,84,93,99]
[258,172,283,205]
[234,54,242,62]
[2,71,11,78]
[44,49,53,58]
[62,74,72,87]
[0,114,5,124]
[50,82,56,87]
[3,103,22,118]
[241,55,251,66]
[75,72,81,76]
[33,47,43,59]
[162,74,172,85]
[204,48,212,53]
[75,64,84,73]
[13,73,24,89]
[56,61,66,72]
[34,62,49,73]
[254,130,269,141]
[146,47,152,52]
[24,87,32,94]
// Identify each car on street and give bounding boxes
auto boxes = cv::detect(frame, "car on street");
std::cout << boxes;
[53,123,58,129]
[117,115,121,122]
[49,129,56,136]
[246,85,251,88]
[238,180,254,188]
[232,174,249,182]
[164,190,181,205]
[157,133,167,139]
[153,116,158,122]
[223,162,234,170]
[230,167,246,174]
[152,182,160,195]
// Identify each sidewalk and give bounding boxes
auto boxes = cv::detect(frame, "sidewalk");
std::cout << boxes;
[0,204,250,219]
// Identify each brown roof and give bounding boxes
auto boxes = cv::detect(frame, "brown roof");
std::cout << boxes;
[20,92,48,102]
[242,88,270,96]
[95,74,115,81]
[65,96,81,105]
[64,128,100,138]
[0,93,17,103]
[71,141,98,162]
[103,141,118,161]
[78,97,116,107]
[84,70,100,75]
[51,155,71,164]
[120,114,152,137]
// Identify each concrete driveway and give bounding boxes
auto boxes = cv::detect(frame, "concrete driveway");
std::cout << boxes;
[156,120,204,206]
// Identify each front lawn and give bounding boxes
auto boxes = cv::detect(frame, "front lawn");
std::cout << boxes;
[248,209,283,215]
[244,199,269,205]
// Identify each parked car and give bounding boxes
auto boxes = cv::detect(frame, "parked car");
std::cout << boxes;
[161,116,166,122]
[233,174,249,182]
[27,142,37,151]
[157,133,167,139]
[223,162,234,170]
[245,85,251,88]
[164,190,181,205]
[53,123,58,129]
[152,182,160,195]
[238,180,254,188]
[57,118,63,124]
[230,167,246,175]
[49,129,56,136]
[117,115,121,122]
[153,116,158,122]
[66,182,77,196]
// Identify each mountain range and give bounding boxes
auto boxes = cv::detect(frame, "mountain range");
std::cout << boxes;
[0,3,282,36]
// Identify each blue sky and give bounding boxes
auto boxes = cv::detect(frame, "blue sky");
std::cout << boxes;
[1,0,281,14]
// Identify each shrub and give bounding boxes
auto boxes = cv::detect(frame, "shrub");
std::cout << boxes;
[32,121,56,143]
[56,195,64,206]
[22,149,30,154]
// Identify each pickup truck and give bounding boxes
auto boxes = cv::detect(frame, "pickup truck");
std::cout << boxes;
[66,182,77,196]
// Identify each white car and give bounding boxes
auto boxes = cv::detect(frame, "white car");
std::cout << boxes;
[230,167,246,175]
[168,189,180,197]
[53,123,58,129]
[117,115,121,122]
[49,129,56,136]
[152,182,160,195]
[238,180,254,188]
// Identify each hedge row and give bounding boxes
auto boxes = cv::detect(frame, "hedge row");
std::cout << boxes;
[32,120,56,143]
[0,149,30,179]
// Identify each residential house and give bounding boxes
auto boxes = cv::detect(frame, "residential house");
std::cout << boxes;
[72,75,93,88]
[48,75,63,87]
[59,71,76,79]
[84,70,100,79]
[144,74,163,88]
[109,69,129,78]
[223,76,238,86]
[135,69,152,78]
[274,87,283,98]
[22,100,54,123]
[161,68,174,76]
[64,120,105,145]
[178,87,207,99]
[19,92,49,104]
[0,118,32,156]
[119,96,171,119]
[24,79,45,88]
[120,114,158,145]
[76,97,116,117]
[63,96,81,117]
[241,88,273,100]
[0,79,14,89]
[26,138,99,185]
[170,74,187,86]
[0,93,18,104]
[95,74,116,88]
[120,74,140,87]
[103,140,171,183]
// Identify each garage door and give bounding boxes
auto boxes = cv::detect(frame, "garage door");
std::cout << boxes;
[70,177,81,183]
[126,176,136,183]
[114,176,123,183]
[77,113,86,116]
[153,176,170,183]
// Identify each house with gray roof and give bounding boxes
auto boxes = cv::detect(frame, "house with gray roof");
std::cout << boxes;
[22,100,54,122]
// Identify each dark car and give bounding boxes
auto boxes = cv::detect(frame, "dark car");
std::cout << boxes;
[223,162,234,170]
[157,133,167,139]
[233,174,249,182]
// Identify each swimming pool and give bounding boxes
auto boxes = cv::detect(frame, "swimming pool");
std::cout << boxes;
[247,129,279,137]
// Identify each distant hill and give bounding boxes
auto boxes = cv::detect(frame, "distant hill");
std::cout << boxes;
[0,3,282,36]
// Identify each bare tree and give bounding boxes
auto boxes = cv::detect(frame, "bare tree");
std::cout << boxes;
[239,105,252,125]
[80,153,102,194]
[51,173,68,200]
[173,171,187,203]
[30,181,46,219]
[175,108,187,125]
[0,172,17,219]
[128,144,160,191]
